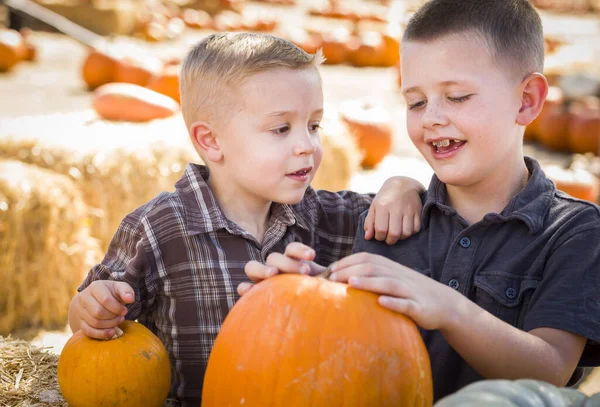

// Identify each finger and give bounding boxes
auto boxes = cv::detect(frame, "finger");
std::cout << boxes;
[379,296,419,318]
[385,213,402,245]
[330,263,393,283]
[79,320,118,340]
[399,214,414,240]
[414,213,421,233]
[80,312,125,331]
[83,291,124,319]
[237,282,255,296]
[245,260,278,283]
[266,252,310,274]
[112,282,135,304]
[363,207,375,240]
[329,252,391,276]
[348,276,409,298]
[283,242,316,261]
[374,209,390,241]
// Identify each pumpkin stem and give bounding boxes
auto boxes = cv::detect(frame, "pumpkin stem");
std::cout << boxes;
[317,267,333,279]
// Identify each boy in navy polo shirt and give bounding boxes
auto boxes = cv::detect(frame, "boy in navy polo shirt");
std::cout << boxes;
[242,0,600,401]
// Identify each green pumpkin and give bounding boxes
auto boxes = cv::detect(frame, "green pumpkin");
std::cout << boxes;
[434,379,600,407]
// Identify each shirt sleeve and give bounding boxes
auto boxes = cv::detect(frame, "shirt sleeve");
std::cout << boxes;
[523,215,600,367]
[311,190,374,267]
[78,217,156,321]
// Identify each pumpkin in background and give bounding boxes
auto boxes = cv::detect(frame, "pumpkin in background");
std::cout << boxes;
[203,273,433,407]
[114,54,163,87]
[81,47,119,90]
[57,320,171,407]
[320,28,351,65]
[381,33,401,67]
[287,28,323,55]
[339,100,394,168]
[0,29,26,72]
[545,164,600,203]
[147,64,181,103]
[568,96,600,155]
[347,31,387,67]
[182,8,214,29]
[535,86,571,151]
[434,379,597,407]
[92,83,180,122]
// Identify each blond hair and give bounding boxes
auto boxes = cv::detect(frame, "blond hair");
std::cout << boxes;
[180,32,324,129]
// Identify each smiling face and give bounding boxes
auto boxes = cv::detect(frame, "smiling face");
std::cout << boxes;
[215,66,324,206]
[401,33,526,190]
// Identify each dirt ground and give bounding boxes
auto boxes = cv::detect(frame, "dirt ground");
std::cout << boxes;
[1,0,600,397]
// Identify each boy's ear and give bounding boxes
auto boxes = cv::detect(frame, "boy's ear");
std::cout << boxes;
[190,121,223,162]
[516,73,549,126]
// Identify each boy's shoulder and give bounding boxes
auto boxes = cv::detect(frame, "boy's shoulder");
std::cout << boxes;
[292,186,374,224]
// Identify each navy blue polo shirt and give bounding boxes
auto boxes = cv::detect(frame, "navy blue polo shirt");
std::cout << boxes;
[353,156,600,401]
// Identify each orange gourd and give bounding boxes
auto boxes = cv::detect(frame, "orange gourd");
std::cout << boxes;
[93,83,180,122]
[203,273,433,407]
[339,100,394,168]
[57,320,172,407]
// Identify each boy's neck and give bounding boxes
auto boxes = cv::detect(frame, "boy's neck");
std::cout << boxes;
[446,158,530,225]
[207,172,271,245]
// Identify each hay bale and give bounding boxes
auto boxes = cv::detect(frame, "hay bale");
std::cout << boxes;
[0,337,66,407]
[0,159,101,336]
[0,110,197,252]
[312,110,362,192]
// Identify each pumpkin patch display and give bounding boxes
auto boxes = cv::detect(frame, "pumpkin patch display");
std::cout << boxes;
[92,83,180,122]
[339,100,394,168]
[203,273,433,407]
[57,320,171,407]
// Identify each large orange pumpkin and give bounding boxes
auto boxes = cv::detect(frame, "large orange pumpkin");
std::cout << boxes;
[93,83,180,122]
[320,28,351,65]
[57,320,172,407]
[114,54,163,87]
[568,96,600,155]
[203,273,433,407]
[339,100,394,168]
[347,31,387,67]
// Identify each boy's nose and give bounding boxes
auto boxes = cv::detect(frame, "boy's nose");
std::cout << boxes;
[293,132,318,155]
[421,102,449,129]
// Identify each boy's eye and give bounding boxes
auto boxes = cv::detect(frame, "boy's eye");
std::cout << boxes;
[309,123,322,132]
[407,100,426,111]
[448,95,472,103]
[271,125,290,136]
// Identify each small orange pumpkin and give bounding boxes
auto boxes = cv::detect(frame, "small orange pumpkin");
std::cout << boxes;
[567,96,600,155]
[203,273,433,406]
[114,54,163,87]
[320,28,351,65]
[57,320,171,407]
[147,64,181,103]
[0,29,25,72]
[339,100,394,168]
[81,47,119,90]
[535,87,570,151]
[93,83,180,122]
[545,165,600,203]
[347,31,387,67]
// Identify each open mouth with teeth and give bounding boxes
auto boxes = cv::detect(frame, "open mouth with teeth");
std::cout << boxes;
[289,168,310,176]
[432,139,466,153]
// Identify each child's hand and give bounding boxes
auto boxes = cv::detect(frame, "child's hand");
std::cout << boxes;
[70,280,135,339]
[239,242,325,296]
[328,252,461,331]
[364,176,425,245]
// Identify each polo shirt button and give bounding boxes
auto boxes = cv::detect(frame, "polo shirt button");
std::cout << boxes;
[448,279,460,290]
[459,237,471,248]
[505,287,517,299]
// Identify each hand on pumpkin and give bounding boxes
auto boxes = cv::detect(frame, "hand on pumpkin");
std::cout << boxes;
[69,280,135,339]
[365,176,425,245]
[328,252,462,331]
[239,242,324,296]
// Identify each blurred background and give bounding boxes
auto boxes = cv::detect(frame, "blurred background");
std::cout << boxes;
[0,0,599,404]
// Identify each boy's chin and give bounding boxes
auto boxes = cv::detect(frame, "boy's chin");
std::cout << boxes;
[271,188,310,205]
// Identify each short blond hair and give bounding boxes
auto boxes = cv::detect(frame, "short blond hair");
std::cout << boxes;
[180,32,324,129]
